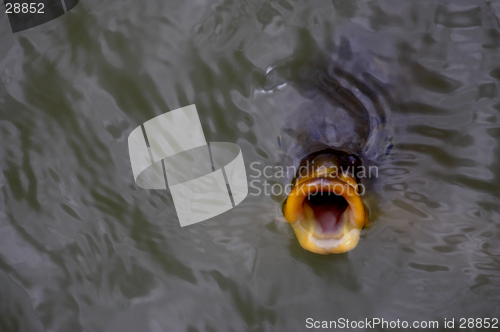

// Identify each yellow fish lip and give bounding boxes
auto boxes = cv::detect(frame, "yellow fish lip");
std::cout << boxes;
[283,177,368,254]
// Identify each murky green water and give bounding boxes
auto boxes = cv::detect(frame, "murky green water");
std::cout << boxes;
[1,0,499,331]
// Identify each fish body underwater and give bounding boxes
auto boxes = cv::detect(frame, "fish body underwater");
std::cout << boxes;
[275,38,396,254]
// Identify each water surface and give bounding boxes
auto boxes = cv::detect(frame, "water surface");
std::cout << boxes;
[0,0,499,331]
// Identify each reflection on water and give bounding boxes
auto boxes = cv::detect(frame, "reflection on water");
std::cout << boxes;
[0,0,499,330]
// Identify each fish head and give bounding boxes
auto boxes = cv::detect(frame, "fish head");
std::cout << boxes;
[283,149,368,254]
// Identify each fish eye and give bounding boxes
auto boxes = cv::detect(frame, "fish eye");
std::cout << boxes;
[347,154,360,167]
[386,143,393,155]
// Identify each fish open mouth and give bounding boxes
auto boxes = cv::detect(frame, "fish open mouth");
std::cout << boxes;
[283,175,367,254]
[305,191,349,234]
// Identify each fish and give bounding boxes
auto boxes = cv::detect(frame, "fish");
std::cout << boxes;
[283,147,368,254]
[272,36,395,254]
